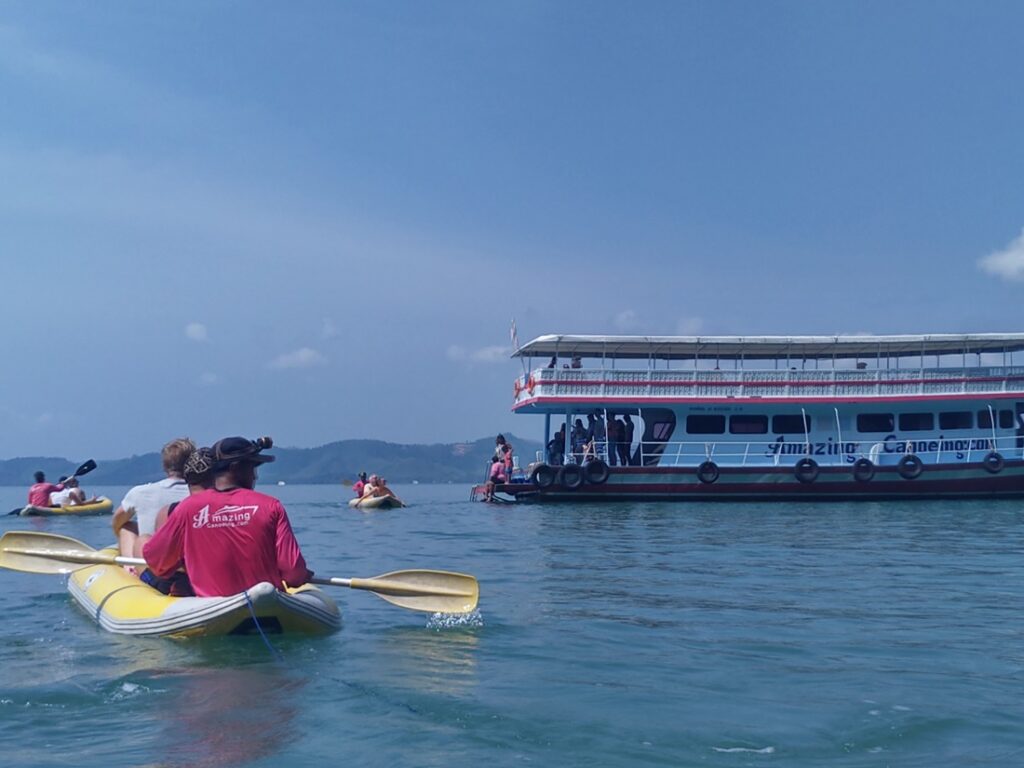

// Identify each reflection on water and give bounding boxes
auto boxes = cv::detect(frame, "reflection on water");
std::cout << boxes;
[150,661,305,768]
[372,625,481,697]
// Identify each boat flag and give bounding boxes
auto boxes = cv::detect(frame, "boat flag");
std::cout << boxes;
[510,317,519,352]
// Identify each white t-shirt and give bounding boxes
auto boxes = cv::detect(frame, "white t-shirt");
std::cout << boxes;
[119,477,189,536]
[50,488,75,506]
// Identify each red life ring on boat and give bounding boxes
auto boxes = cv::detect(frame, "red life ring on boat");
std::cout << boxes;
[527,374,536,395]
[513,378,523,398]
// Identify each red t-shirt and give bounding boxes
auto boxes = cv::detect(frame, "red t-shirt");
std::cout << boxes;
[142,487,312,597]
[28,482,62,507]
[352,480,365,497]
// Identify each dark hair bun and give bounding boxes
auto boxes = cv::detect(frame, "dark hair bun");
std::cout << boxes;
[256,436,273,449]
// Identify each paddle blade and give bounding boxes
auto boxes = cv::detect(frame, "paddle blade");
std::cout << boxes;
[314,569,480,614]
[0,531,108,574]
[73,459,97,478]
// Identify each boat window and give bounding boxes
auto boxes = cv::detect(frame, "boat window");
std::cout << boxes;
[898,413,934,432]
[652,422,673,440]
[978,409,1015,429]
[686,415,726,434]
[772,414,811,434]
[939,411,973,430]
[730,415,768,434]
[857,413,894,433]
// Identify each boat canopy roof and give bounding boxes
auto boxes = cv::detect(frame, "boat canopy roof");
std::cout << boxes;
[513,333,1024,361]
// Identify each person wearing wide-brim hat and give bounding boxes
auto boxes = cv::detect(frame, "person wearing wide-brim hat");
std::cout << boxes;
[143,435,313,598]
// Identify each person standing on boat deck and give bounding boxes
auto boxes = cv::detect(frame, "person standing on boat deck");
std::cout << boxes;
[547,425,566,466]
[27,471,64,507]
[571,419,587,463]
[112,438,193,562]
[589,412,606,461]
[494,434,509,461]
[143,436,312,598]
[614,415,630,468]
[606,416,621,466]
[352,471,368,498]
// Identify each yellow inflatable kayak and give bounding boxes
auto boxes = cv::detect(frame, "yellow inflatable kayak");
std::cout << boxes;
[19,497,114,517]
[67,549,342,638]
[348,495,404,509]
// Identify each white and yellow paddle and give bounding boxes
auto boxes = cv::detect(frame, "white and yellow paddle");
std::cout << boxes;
[0,531,478,614]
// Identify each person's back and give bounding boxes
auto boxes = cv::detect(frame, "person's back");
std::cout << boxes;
[28,472,62,507]
[146,486,308,597]
[352,472,367,498]
[113,438,194,562]
[143,435,310,597]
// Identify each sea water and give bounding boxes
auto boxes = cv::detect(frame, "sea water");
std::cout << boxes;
[1,484,1023,767]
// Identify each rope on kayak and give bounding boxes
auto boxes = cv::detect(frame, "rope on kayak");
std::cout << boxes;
[244,590,283,662]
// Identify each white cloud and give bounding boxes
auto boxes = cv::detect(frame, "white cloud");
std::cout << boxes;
[185,322,208,342]
[447,344,511,363]
[676,316,704,335]
[269,347,326,369]
[199,372,220,386]
[979,229,1024,282]
[321,317,339,339]
[614,309,639,331]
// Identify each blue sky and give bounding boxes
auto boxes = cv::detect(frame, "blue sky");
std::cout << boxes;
[2,2,1023,459]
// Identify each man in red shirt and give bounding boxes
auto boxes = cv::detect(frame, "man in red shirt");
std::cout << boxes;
[27,471,63,507]
[143,436,312,597]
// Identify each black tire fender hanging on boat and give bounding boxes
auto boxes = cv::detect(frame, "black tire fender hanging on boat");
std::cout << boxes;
[584,459,610,484]
[558,464,585,490]
[897,454,924,480]
[852,458,875,482]
[794,457,819,484]
[982,451,1005,474]
[530,464,557,489]
[696,460,720,484]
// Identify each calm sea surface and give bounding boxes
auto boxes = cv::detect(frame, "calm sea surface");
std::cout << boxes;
[1,483,1023,767]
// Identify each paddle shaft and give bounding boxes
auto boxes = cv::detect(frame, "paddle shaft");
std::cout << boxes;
[310,576,473,597]
[1,531,479,613]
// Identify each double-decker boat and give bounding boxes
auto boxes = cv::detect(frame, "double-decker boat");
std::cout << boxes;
[484,333,1024,502]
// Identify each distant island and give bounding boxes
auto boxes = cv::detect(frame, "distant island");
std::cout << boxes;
[0,435,543,486]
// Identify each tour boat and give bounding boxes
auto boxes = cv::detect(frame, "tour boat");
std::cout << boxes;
[479,333,1024,501]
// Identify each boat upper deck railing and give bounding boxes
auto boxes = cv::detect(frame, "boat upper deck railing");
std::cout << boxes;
[513,365,1024,404]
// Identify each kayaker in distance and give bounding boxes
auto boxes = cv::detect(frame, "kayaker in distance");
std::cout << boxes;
[112,438,193,565]
[483,456,506,502]
[351,471,368,497]
[49,476,98,507]
[143,436,313,598]
[27,471,64,507]
[350,473,405,508]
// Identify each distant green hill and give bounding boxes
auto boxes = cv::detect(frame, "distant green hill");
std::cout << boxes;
[0,435,543,486]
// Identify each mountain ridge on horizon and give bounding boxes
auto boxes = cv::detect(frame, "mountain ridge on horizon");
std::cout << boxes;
[0,434,543,486]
